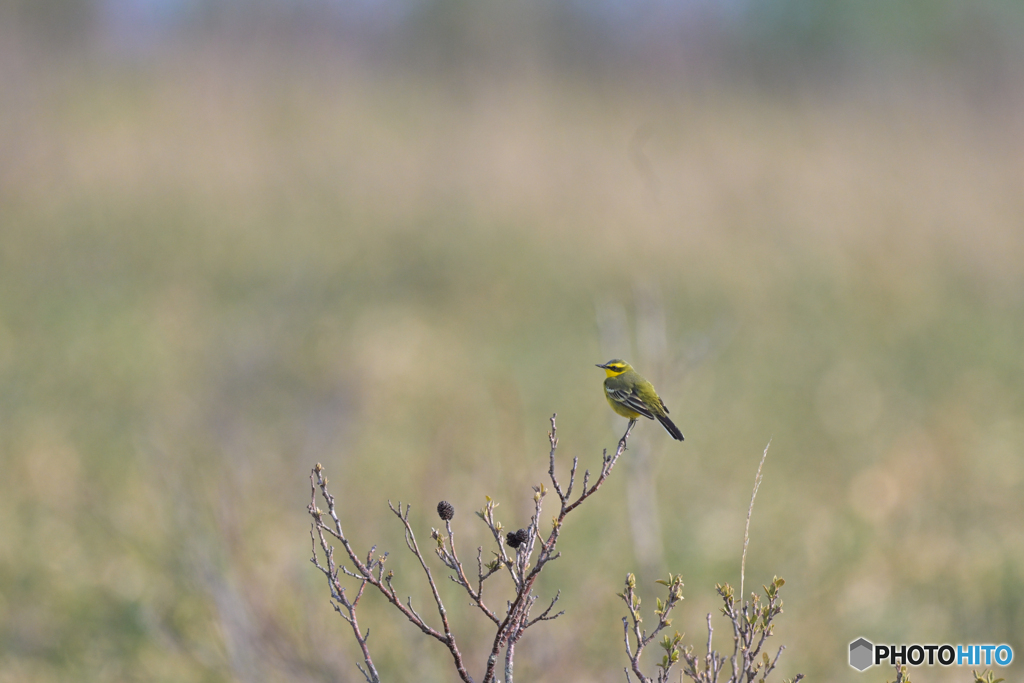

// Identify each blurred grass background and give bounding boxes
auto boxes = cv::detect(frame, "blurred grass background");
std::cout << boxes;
[2,1,1024,681]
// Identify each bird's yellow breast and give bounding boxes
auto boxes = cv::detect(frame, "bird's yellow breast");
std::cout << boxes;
[605,393,642,419]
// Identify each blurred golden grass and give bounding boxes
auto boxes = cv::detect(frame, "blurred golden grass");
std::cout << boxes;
[2,47,1024,682]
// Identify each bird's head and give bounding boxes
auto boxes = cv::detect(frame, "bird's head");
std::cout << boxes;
[596,359,632,377]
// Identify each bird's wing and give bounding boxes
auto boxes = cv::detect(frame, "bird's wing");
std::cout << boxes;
[607,386,655,419]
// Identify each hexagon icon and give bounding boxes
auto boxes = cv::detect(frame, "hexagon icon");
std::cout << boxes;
[849,638,874,671]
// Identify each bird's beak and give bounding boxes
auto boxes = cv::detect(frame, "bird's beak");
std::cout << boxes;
[595,363,607,368]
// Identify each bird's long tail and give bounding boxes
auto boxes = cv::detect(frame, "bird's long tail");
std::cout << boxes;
[656,414,685,441]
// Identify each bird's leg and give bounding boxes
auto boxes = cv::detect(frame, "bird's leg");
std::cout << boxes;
[619,419,637,452]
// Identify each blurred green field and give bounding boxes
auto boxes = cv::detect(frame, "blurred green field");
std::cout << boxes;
[2,33,1024,683]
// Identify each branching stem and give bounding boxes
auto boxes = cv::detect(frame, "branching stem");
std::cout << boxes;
[309,414,635,683]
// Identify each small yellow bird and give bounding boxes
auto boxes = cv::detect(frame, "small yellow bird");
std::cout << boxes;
[597,359,684,441]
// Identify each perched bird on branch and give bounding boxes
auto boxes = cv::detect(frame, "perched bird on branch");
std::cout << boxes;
[596,359,684,441]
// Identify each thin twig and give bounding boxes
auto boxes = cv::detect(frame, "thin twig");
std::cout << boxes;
[308,526,381,682]
[481,415,635,683]
[434,517,500,625]
[309,467,475,683]
[740,440,771,600]
[387,501,473,681]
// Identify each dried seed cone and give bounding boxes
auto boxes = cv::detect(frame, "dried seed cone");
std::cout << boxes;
[436,501,455,521]
[506,528,529,548]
